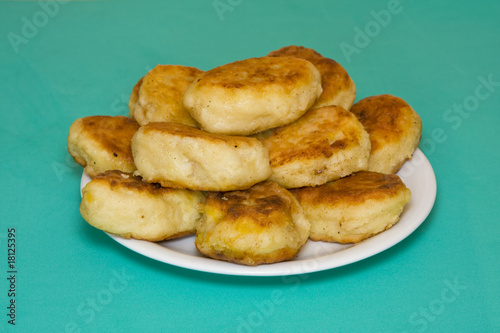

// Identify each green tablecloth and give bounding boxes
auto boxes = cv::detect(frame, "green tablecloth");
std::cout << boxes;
[1,0,499,332]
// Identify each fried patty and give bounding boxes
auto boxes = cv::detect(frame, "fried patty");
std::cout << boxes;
[257,105,371,188]
[129,65,204,126]
[183,56,322,135]
[268,45,356,110]
[131,122,272,191]
[67,115,140,178]
[350,94,422,173]
[290,171,411,243]
[195,181,310,266]
[80,170,205,241]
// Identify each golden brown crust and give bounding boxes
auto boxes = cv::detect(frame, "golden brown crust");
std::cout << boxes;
[78,116,139,164]
[259,105,371,188]
[194,56,314,91]
[183,56,322,135]
[268,45,356,109]
[195,181,310,266]
[206,247,299,267]
[141,121,262,148]
[92,170,179,196]
[128,77,143,117]
[132,122,271,191]
[291,171,411,243]
[265,106,361,167]
[350,95,411,151]
[129,65,204,126]
[67,116,139,177]
[290,171,408,206]
[350,94,422,173]
[205,184,294,230]
[80,170,204,242]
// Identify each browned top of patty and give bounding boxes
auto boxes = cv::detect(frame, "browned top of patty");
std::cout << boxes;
[350,94,421,152]
[290,171,410,205]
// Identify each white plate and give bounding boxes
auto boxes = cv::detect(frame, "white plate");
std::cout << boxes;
[80,148,436,277]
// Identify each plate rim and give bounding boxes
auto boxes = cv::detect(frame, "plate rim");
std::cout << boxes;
[80,148,436,277]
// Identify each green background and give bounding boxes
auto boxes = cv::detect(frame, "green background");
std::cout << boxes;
[1,0,499,332]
